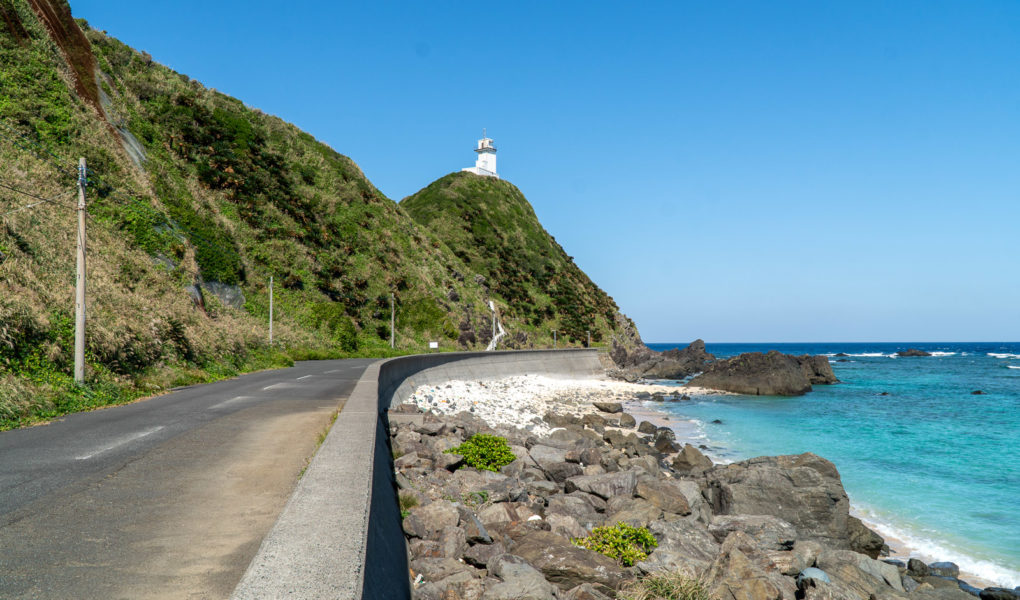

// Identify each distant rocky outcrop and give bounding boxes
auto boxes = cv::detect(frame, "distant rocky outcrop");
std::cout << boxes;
[609,339,715,381]
[897,348,932,357]
[688,351,838,396]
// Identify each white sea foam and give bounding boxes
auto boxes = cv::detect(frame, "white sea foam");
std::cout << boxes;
[989,353,1020,359]
[929,351,957,357]
[856,507,1020,588]
[1008,365,1020,370]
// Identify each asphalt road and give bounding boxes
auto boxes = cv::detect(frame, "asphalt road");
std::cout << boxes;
[0,358,376,599]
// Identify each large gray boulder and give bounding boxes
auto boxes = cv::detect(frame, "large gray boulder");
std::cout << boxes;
[709,514,798,550]
[605,496,663,528]
[672,444,714,474]
[647,517,720,564]
[402,500,459,540]
[704,453,884,556]
[816,548,905,596]
[703,531,798,600]
[635,477,692,516]
[689,350,836,396]
[564,470,638,500]
[546,494,604,532]
[483,554,559,600]
[512,531,627,591]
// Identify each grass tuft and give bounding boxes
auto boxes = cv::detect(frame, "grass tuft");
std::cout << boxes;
[619,573,714,600]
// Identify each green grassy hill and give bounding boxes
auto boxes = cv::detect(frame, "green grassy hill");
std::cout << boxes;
[0,0,639,430]
[401,172,625,347]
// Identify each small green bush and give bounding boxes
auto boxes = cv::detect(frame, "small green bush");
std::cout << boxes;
[572,522,658,567]
[398,492,419,518]
[445,433,516,472]
[620,572,712,600]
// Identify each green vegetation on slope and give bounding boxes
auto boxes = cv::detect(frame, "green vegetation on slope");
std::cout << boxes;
[401,172,622,346]
[0,0,637,430]
[0,0,487,428]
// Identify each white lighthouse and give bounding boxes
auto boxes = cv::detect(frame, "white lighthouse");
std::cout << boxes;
[461,130,498,179]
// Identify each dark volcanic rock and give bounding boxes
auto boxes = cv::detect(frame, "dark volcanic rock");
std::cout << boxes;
[980,588,1020,600]
[908,558,931,577]
[671,444,713,474]
[591,401,622,413]
[689,350,836,396]
[929,561,961,578]
[897,348,932,357]
[611,339,716,380]
[846,515,884,559]
[797,354,839,384]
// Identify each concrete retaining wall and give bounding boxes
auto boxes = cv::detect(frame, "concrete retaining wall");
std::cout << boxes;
[232,349,603,600]
[380,348,604,409]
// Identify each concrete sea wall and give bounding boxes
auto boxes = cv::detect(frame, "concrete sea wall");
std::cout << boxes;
[231,349,603,600]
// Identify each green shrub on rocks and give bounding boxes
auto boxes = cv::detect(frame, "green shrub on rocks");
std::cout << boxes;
[445,434,516,472]
[620,572,712,600]
[572,522,658,567]
[398,492,418,519]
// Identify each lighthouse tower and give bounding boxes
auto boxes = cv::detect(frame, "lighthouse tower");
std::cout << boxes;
[461,130,499,179]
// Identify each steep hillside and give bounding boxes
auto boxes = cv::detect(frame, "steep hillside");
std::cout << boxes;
[0,0,492,427]
[401,172,625,347]
[0,0,641,430]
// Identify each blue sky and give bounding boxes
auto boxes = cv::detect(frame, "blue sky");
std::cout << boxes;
[73,1,1020,342]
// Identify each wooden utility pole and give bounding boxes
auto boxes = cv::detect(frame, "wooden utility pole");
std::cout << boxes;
[269,276,274,345]
[389,293,395,349]
[74,158,86,384]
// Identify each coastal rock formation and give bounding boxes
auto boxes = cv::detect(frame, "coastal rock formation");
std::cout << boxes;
[392,393,999,600]
[703,453,884,558]
[689,350,838,396]
[609,339,715,381]
[897,348,932,357]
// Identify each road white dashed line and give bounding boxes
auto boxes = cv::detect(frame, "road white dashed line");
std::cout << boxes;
[76,427,164,460]
[296,375,312,380]
[210,396,255,410]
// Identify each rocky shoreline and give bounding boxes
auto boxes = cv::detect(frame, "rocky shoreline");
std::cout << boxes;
[389,379,1015,599]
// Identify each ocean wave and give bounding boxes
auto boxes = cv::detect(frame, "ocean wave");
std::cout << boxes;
[836,352,898,358]
[989,353,1020,359]
[929,351,957,357]
[1008,365,1020,370]
[855,507,1020,588]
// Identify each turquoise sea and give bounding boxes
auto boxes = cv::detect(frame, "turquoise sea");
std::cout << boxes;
[644,342,1020,587]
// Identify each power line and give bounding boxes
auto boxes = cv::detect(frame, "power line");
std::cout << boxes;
[0,191,76,218]
[0,179,75,207]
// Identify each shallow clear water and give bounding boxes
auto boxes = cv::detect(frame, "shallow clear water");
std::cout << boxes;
[645,342,1020,587]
